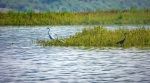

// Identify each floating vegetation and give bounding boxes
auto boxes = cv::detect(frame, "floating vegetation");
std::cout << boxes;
[36,26,150,48]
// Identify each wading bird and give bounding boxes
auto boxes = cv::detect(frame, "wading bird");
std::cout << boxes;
[47,28,65,43]
[116,33,127,46]
[47,28,58,39]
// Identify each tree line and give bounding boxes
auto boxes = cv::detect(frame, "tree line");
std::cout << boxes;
[0,0,150,12]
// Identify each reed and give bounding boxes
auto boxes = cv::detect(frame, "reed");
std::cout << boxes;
[36,26,150,48]
[0,9,150,25]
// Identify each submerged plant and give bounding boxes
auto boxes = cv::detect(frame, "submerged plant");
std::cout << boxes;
[36,26,150,48]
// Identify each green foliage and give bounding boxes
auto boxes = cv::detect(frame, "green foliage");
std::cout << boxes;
[26,10,35,18]
[0,9,150,25]
[117,14,123,20]
[37,26,150,48]
[0,0,150,12]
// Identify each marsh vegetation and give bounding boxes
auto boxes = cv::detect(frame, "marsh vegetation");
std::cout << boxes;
[1,9,150,48]
[0,9,150,25]
[37,26,150,48]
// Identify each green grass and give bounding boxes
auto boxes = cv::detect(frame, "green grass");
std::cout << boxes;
[0,9,150,25]
[36,26,150,48]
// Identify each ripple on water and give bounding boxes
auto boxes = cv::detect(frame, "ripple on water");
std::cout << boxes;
[0,26,150,83]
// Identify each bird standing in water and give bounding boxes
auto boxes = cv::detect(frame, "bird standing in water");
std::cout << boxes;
[47,28,58,39]
[116,33,127,46]
[47,28,64,43]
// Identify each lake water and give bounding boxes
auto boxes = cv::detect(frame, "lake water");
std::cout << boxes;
[0,25,150,83]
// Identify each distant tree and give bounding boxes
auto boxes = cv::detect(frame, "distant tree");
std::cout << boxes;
[0,0,150,12]
[0,3,6,8]
[42,0,58,3]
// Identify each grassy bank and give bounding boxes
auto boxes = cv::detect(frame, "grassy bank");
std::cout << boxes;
[0,9,150,25]
[36,26,150,48]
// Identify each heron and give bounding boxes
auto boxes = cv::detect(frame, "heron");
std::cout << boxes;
[116,33,127,46]
[47,28,58,39]
[47,28,64,43]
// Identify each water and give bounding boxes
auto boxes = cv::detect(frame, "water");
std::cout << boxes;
[0,26,150,83]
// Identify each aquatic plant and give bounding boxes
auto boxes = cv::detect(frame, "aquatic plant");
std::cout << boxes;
[0,9,150,25]
[36,26,150,48]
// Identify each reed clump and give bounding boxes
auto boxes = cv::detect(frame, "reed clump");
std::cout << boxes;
[36,26,150,48]
[0,9,150,25]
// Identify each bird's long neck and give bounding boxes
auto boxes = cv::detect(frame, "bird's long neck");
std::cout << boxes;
[124,34,126,40]
[48,28,53,39]
[48,29,50,35]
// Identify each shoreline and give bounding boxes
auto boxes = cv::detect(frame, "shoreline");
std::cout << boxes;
[0,9,150,25]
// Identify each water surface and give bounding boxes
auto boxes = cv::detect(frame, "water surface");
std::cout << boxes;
[0,26,150,83]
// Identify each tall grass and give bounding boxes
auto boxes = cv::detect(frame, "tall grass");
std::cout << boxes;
[37,26,150,48]
[0,8,150,25]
